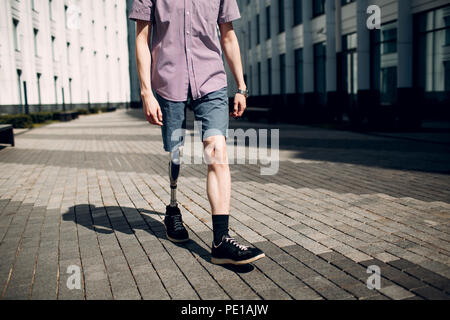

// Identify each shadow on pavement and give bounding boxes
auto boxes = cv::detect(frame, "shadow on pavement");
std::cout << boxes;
[62,204,254,273]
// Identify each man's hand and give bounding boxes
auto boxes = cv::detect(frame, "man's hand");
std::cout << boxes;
[142,93,163,126]
[231,93,246,118]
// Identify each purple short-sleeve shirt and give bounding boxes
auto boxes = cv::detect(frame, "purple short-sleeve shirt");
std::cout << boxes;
[129,0,241,101]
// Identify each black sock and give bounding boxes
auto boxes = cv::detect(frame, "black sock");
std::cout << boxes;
[166,204,180,216]
[212,215,229,245]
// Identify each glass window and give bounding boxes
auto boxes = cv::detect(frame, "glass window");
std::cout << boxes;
[248,21,251,47]
[33,29,39,56]
[257,62,262,95]
[13,19,19,51]
[266,6,271,39]
[314,42,326,95]
[371,22,398,105]
[256,14,260,44]
[293,0,302,26]
[37,73,42,105]
[295,48,303,94]
[268,58,272,95]
[279,0,285,33]
[280,54,286,94]
[342,33,358,96]
[415,7,450,96]
[313,0,325,18]
[17,70,22,105]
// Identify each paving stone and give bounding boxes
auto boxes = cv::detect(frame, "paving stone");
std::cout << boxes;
[412,286,450,300]
[1,109,449,300]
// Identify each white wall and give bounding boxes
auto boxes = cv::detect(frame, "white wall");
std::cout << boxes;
[0,0,131,107]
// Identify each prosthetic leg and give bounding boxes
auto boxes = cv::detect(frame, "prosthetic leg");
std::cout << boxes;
[169,149,181,207]
[164,148,189,242]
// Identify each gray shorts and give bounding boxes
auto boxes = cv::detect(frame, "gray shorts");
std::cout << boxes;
[155,86,229,152]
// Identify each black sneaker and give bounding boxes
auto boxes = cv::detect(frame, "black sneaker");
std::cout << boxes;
[211,235,265,265]
[164,205,189,243]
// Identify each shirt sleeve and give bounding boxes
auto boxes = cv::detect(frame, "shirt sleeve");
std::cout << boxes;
[128,0,154,22]
[218,0,241,24]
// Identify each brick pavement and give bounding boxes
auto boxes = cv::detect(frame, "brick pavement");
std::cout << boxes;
[0,109,449,300]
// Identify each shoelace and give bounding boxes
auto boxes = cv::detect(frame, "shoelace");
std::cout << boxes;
[224,237,248,251]
[171,215,184,231]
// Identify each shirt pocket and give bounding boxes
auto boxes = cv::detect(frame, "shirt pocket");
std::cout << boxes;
[197,0,220,23]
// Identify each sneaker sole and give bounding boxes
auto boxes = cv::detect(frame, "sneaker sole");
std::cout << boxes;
[211,253,265,265]
[166,232,190,243]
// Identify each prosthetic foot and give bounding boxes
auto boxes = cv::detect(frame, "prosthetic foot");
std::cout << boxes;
[164,150,189,242]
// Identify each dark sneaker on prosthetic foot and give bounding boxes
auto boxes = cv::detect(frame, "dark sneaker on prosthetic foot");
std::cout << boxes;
[211,235,265,265]
[164,205,189,243]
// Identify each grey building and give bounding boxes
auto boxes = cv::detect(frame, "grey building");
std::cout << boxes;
[0,0,131,113]
[230,0,450,128]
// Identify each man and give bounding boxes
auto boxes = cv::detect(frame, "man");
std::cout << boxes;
[129,0,264,265]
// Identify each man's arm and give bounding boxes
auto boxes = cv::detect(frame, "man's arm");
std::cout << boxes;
[219,22,247,118]
[135,20,163,126]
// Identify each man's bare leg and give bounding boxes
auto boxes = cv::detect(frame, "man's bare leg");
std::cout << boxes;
[204,136,231,216]
[205,135,265,265]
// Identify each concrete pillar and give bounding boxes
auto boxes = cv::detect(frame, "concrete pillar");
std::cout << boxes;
[325,0,336,93]
[271,1,280,94]
[259,0,268,95]
[397,0,413,89]
[335,0,342,53]
[302,0,314,94]
[356,0,370,91]
[285,0,295,94]
[397,0,420,128]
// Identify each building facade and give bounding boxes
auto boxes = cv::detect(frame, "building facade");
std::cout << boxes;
[0,0,131,113]
[231,0,450,127]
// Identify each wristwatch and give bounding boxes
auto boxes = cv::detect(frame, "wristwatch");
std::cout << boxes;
[236,88,249,98]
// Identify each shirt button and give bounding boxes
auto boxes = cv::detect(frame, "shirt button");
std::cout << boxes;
[187,31,190,35]
[187,11,190,15]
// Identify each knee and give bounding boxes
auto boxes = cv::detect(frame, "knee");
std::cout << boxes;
[203,136,228,166]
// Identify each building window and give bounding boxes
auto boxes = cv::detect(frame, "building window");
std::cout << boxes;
[280,54,286,94]
[64,5,68,28]
[341,33,358,96]
[54,76,58,104]
[49,0,53,20]
[249,65,253,94]
[17,70,23,105]
[33,29,39,56]
[257,62,262,95]
[414,6,450,98]
[278,0,285,33]
[295,48,303,94]
[293,0,302,26]
[69,78,73,104]
[266,6,271,39]
[313,0,325,18]
[248,21,251,47]
[51,36,56,61]
[256,14,260,44]
[371,22,398,105]
[13,19,19,51]
[268,58,272,95]
[37,73,42,105]
[67,42,71,64]
[314,42,326,103]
